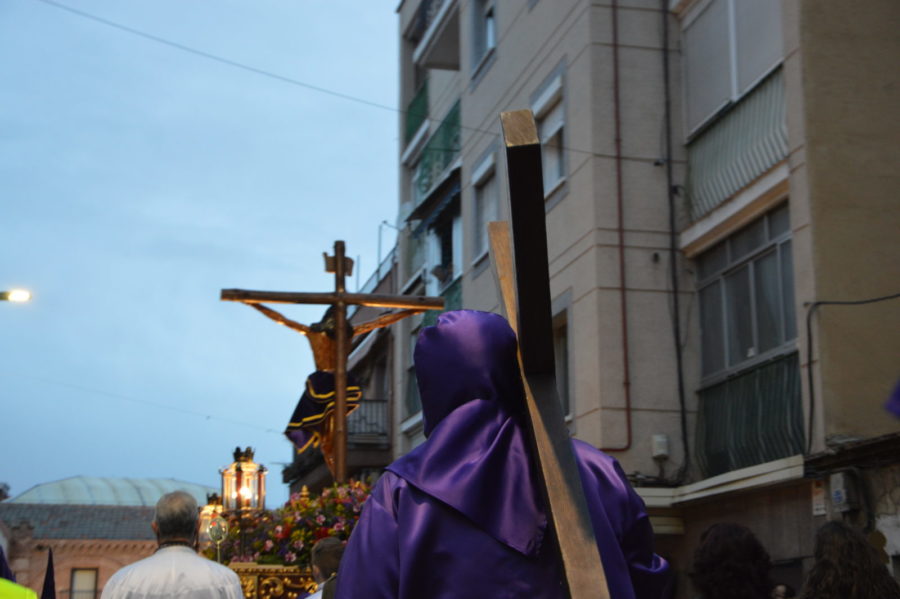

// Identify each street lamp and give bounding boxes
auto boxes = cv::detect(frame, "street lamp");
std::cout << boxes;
[1,289,31,302]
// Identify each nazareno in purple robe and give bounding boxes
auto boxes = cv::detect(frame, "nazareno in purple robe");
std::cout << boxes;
[335,310,671,599]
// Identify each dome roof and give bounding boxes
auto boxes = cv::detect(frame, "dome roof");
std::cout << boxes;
[10,476,217,507]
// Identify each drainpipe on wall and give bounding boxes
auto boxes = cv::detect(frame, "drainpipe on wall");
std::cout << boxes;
[601,0,634,453]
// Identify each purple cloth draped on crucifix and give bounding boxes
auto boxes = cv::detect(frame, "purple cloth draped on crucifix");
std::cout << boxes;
[335,310,671,599]
[284,371,362,454]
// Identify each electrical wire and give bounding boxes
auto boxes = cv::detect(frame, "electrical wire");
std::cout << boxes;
[30,0,662,164]
[804,292,900,454]
[3,371,282,434]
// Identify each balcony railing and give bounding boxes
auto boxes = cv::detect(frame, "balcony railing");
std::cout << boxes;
[413,101,460,207]
[408,0,448,44]
[423,277,461,327]
[347,399,389,444]
[405,80,429,144]
[687,69,788,221]
[696,352,803,478]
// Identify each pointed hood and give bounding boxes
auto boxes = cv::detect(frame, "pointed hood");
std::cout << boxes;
[416,309,526,435]
[388,310,547,556]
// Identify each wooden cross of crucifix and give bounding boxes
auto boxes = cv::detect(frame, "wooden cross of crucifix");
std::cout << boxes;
[221,240,443,483]
[489,110,611,599]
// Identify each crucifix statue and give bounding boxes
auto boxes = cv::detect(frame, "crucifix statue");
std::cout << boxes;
[221,240,443,483]
[489,110,611,598]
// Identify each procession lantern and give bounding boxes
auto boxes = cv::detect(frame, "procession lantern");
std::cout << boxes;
[198,492,224,548]
[221,447,267,512]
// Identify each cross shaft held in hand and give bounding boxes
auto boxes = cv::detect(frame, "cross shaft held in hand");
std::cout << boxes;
[490,110,611,599]
[221,240,443,483]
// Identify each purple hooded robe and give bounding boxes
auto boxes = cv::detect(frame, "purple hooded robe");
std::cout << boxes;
[335,310,671,599]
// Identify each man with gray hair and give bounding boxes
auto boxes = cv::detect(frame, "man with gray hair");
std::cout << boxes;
[101,491,243,599]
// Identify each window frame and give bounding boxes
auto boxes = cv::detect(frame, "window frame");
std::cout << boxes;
[471,151,497,264]
[697,204,796,386]
[553,310,571,420]
[70,568,98,599]
[680,0,784,137]
[552,290,574,421]
[531,70,565,198]
[471,0,497,74]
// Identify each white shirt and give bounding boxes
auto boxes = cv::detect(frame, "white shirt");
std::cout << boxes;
[101,545,243,599]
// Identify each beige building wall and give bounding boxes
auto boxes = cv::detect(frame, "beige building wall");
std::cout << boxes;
[396,0,693,479]
[784,0,900,447]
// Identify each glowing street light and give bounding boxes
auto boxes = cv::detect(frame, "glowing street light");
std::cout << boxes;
[1,289,31,302]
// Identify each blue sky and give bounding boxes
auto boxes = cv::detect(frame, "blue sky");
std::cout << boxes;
[1,0,400,506]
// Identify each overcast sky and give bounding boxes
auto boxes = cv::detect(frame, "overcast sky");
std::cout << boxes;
[1,0,400,506]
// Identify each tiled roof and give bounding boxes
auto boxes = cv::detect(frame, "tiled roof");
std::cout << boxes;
[0,504,156,540]
[11,476,216,507]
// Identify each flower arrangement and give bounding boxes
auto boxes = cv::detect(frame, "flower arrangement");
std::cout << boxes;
[205,479,371,569]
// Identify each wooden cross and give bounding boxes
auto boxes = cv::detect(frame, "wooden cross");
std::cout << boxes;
[489,111,611,599]
[221,240,443,483]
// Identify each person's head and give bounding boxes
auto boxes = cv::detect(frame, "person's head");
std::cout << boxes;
[800,521,900,599]
[152,491,199,543]
[311,537,344,583]
[414,310,524,436]
[771,583,796,598]
[690,523,772,599]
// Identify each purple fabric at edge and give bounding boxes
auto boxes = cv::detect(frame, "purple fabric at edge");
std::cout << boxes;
[0,545,15,582]
[885,379,900,418]
[335,310,671,599]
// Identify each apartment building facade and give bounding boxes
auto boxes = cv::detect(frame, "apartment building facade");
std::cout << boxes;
[384,0,900,593]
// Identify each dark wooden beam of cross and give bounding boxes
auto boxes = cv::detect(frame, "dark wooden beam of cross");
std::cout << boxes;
[489,110,611,599]
[221,240,444,483]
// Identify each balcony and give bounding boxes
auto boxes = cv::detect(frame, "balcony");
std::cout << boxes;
[282,399,391,491]
[687,69,788,221]
[412,101,460,209]
[410,0,459,70]
[347,398,390,447]
[405,80,429,144]
[696,352,804,478]
[423,277,462,327]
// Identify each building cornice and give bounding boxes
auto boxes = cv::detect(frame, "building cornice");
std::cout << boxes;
[637,454,806,508]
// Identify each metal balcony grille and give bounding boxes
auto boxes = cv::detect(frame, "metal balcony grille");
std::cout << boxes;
[423,277,462,327]
[413,101,460,207]
[687,69,788,221]
[347,399,389,444]
[696,352,803,477]
[405,80,429,143]
[408,0,447,44]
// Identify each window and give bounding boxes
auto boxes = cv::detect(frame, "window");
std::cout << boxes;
[697,204,795,379]
[531,70,565,196]
[681,0,783,133]
[553,310,570,417]
[538,102,565,195]
[426,209,462,295]
[71,569,98,599]
[471,153,498,259]
[472,0,496,67]
[405,323,422,419]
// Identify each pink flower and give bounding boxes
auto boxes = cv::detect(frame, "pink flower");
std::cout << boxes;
[264,540,274,551]
[274,525,283,535]
[285,551,297,563]
[316,515,326,524]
